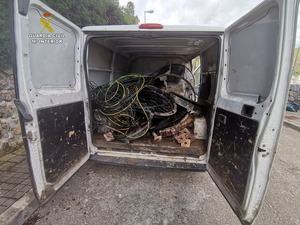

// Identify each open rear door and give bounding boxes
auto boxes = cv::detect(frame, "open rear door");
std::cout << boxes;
[207,0,298,224]
[10,0,90,201]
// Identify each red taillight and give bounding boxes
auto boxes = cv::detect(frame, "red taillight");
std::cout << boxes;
[139,23,163,29]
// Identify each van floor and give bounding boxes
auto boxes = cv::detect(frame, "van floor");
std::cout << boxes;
[93,134,206,158]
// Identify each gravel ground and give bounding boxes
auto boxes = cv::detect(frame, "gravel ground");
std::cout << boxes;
[24,126,300,225]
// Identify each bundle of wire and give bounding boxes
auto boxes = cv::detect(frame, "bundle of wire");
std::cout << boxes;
[90,66,197,141]
[91,74,178,141]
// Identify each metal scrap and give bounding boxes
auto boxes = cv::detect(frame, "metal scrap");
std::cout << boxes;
[90,64,203,145]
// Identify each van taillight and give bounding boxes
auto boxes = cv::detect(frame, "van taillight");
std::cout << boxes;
[139,23,163,29]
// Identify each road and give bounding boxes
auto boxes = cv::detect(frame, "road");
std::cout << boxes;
[25,127,300,225]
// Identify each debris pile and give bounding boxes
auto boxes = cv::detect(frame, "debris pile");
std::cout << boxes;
[90,64,207,147]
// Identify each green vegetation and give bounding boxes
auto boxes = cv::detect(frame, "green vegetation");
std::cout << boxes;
[0,0,10,70]
[0,0,139,70]
[41,0,139,27]
[293,48,300,77]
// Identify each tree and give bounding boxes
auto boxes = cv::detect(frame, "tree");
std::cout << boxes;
[122,2,139,24]
[0,0,139,70]
[0,0,11,70]
[41,0,139,27]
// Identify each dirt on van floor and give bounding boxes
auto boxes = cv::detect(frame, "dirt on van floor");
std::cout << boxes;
[25,126,300,225]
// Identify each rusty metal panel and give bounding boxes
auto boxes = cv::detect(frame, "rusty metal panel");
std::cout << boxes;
[209,108,258,204]
[37,101,87,183]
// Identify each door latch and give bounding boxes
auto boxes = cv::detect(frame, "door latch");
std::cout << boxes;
[18,0,30,16]
[14,99,33,122]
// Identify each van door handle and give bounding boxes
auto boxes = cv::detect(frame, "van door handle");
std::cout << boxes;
[14,99,33,122]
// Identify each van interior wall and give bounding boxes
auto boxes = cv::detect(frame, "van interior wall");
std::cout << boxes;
[87,41,129,85]
[87,36,220,158]
[87,41,189,84]
[200,42,219,136]
[129,57,187,75]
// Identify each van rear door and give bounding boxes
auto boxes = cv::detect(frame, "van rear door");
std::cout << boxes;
[10,0,90,201]
[207,0,298,224]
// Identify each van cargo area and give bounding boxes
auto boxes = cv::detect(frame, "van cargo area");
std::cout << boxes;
[14,0,298,222]
[86,33,220,159]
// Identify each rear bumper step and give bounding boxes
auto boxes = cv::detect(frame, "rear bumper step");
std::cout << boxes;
[90,154,207,171]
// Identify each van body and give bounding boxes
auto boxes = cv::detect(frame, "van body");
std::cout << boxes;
[10,0,299,224]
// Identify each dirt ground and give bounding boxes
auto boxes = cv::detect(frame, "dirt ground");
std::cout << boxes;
[25,126,300,225]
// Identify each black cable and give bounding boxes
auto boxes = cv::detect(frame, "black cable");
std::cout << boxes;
[90,65,198,141]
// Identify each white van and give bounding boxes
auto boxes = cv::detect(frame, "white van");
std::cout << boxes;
[11,0,299,224]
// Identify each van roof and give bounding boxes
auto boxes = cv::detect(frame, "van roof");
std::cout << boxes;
[82,25,225,33]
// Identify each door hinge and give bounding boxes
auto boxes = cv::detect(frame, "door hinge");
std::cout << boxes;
[25,131,37,141]
[14,99,33,122]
